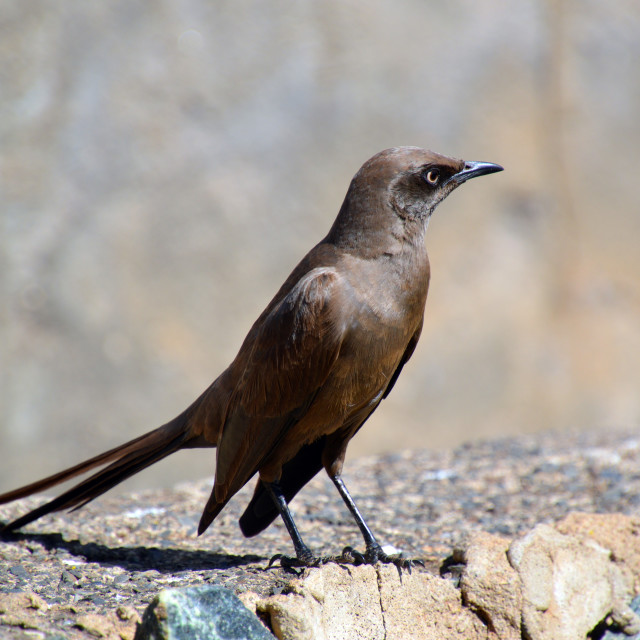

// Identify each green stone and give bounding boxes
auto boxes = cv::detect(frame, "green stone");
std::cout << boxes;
[135,585,274,640]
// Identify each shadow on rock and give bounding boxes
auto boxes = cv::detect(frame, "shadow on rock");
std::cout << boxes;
[1,529,263,573]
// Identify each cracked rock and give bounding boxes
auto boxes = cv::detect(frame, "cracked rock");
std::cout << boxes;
[456,531,522,640]
[256,563,485,640]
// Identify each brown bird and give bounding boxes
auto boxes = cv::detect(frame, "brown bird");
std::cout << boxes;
[0,147,502,567]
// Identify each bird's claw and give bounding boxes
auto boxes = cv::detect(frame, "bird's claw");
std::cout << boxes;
[266,552,324,573]
[266,553,287,569]
[266,546,424,575]
[338,545,366,564]
[265,549,361,572]
[363,544,425,574]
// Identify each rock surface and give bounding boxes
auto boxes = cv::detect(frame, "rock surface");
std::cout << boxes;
[2,428,640,639]
[557,512,640,595]
[232,521,640,640]
[601,596,640,640]
[255,563,485,640]
[456,532,522,639]
[508,524,635,640]
[3,512,640,640]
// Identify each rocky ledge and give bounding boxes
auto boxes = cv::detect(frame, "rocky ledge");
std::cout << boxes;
[1,426,639,639]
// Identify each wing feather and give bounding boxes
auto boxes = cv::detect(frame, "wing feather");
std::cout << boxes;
[210,267,349,507]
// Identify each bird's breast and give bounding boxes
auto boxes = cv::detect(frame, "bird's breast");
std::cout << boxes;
[325,253,428,407]
[341,249,429,332]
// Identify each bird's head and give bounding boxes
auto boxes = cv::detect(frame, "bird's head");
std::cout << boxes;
[329,146,503,255]
[373,147,503,220]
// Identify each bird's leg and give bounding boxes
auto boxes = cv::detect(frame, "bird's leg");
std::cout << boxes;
[330,475,380,560]
[330,474,422,571]
[264,481,317,567]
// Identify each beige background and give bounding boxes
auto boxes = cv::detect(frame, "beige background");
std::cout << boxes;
[1,0,639,493]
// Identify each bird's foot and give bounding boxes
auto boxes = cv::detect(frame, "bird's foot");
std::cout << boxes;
[266,549,364,573]
[266,547,326,573]
[336,545,367,564]
[267,553,309,574]
[339,544,424,574]
[266,544,424,574]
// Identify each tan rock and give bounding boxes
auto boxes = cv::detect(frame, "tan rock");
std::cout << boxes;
[457,531,522,640]
[259,564,384,640]
[508,523,635,640]
[258,563,486,640]
[0,591,48,615]
[75,613,112,638]
[376,563,486,640]
[238,590,265,616]
[0,591,49,633]
[116,605,141,623]
[557,512,640,594]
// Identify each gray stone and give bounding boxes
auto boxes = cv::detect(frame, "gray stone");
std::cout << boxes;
[8,565,28,578]
[135,585,275,640]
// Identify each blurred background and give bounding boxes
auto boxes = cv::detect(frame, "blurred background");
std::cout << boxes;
[1,0,639,493]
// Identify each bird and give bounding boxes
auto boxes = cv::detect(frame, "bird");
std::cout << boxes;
[0,147,502,568]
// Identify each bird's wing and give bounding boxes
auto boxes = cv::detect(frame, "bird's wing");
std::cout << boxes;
[238,306,425,538]
[198,266,350,532]
[235,266,349,420]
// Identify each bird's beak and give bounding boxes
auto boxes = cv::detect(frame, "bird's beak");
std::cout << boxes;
[449,161,504,186]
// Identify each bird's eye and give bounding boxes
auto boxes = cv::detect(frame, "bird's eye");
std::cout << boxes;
[423,168,440,186]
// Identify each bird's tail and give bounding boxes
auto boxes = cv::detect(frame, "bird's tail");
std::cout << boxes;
[0,412,194,533]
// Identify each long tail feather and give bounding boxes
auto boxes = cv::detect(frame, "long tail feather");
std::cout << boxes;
[0,430,163,505]
[0,414,192,533]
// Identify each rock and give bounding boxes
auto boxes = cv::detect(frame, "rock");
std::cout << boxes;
[8,565,29,578]
[258,564,384,640]
[75,613,114,638]
[0,590,139,640]
[0,591,49,633]
[75,610,141,640]
[117,605,142,624]
[134,585,275,640]
[601,595,640,639]
[257,563,486,640]
[376,564,486,640]
[456,531,522,640]
[557,513,640,594]
[508,523,635,640]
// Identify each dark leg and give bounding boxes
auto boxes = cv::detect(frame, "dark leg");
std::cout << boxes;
[330,474,422,571]
[330,475,382,560]
[264,481,316,566]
